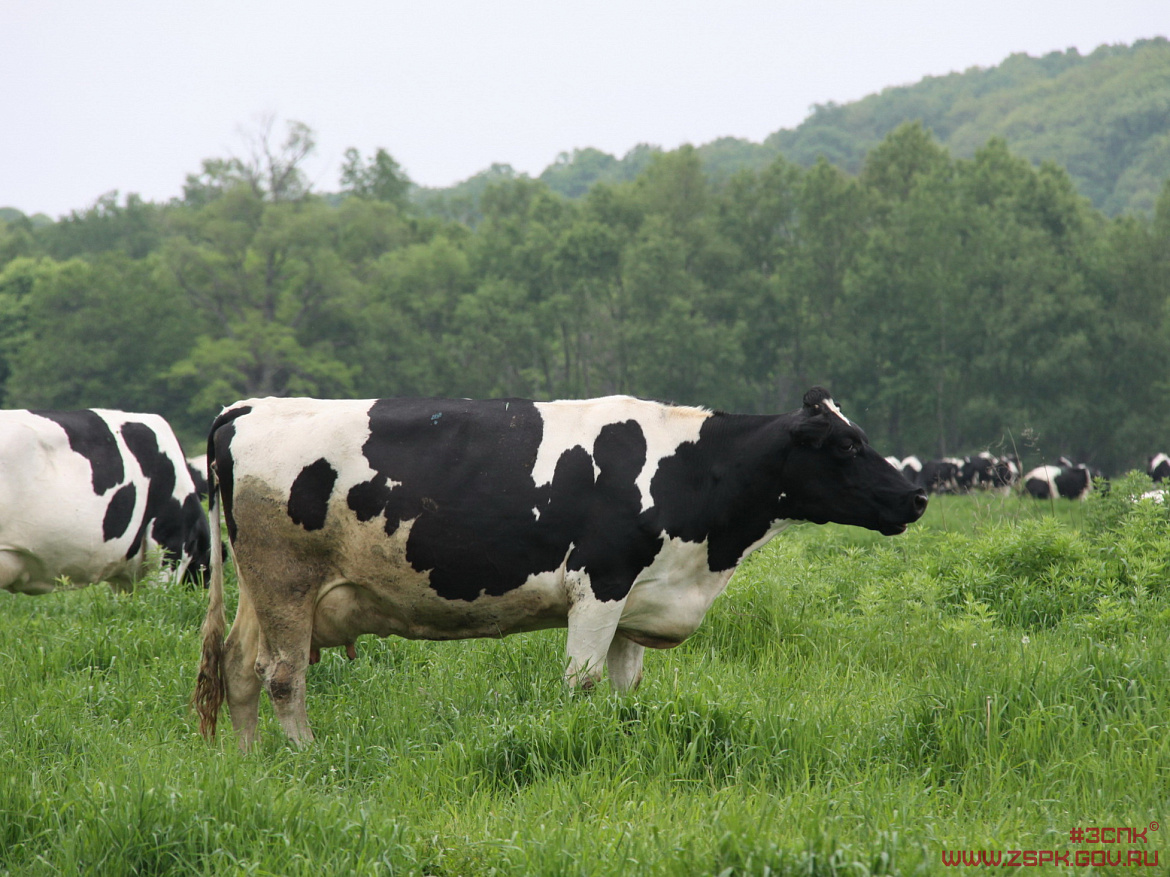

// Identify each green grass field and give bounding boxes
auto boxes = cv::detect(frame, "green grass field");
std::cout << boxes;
[3,477,1169,875]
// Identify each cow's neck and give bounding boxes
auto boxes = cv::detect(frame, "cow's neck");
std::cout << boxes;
[646,413,792,573]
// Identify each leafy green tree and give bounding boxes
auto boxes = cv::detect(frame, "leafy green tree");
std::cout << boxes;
[38,192,163,260]
[340,147,412,208]
[0,215,38,269]
[775,158,872,412]
[182,117,317,206]
[540,148,620,198]
[347,234,475,398]
[2,255,193,431]
[163,187,356,418]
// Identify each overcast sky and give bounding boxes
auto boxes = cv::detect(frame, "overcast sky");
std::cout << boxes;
[4,1,1167,218]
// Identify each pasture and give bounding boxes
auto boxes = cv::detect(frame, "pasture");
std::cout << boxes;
[2,476,1169,875]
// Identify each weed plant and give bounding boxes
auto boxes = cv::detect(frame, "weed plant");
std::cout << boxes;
[2,475,1169,874]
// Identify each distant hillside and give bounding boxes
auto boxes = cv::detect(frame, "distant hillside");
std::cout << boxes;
[422,37,1170,217]
[769,37,1170,215]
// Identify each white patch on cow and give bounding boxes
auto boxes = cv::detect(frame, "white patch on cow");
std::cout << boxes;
[531,396,710,512]
[617,523,789,646]
[902,455,923,474]
[823,398,853,426]
[226,398,389,497]
[532,505,541,521]
[564,566,629,686]
[619,534,732,645]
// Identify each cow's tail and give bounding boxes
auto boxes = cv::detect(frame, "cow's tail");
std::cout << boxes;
[193,426,226,739]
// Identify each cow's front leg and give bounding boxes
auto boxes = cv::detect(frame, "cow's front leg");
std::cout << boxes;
[606,633,645,692]
[564,578,626,690]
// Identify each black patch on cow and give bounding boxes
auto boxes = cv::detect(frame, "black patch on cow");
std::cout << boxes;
[566,420,663,602]
[348,398,568,601]
[1055,467,1090,499]
[648,414,785,571]
[209,405,253,543]
[288,458,337,531]
[102,483,137,541]
[1024,475,1052,499]
[120,421,181,563]
[30,409,124,494]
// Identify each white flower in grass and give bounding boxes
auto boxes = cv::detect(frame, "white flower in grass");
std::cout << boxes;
[1021,635,1030,646]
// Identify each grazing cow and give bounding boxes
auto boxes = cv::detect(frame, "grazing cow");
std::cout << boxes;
[1023,462,1093,500]
[194,388,927,749]
[1149,453,1170,483]
[961,452,1019,493]
[919,457,963,494]
[0,409,211,595]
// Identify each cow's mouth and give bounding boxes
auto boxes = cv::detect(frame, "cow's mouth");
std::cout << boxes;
[879,522,908,536]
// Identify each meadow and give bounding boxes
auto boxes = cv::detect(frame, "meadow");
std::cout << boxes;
[2,475,1169,875]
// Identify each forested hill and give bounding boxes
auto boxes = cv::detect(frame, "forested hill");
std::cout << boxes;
[516,38,1170,216]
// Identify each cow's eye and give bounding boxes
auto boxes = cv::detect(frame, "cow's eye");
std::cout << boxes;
[838,437,860,456]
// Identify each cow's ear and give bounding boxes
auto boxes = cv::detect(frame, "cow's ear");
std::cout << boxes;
[802,386,833,414]
[791,412,832,448]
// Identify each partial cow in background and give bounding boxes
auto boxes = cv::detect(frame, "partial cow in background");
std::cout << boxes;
[919,457,963,494]
[0,409,211,595]
[1149,453,1170,483]
[1023,461,1095,500]
[961,452,1020,494]
[900,455,923,484]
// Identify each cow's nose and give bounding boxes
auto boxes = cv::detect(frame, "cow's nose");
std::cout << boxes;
[912,489,928,517]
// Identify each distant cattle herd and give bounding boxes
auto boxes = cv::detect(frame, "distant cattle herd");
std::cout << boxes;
[887,451,1169,499]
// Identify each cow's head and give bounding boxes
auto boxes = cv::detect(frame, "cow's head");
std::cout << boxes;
[779,387,927,535]
[181,493,213,585]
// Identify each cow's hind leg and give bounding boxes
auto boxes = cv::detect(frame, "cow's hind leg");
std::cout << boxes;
[606,633,645,692]
[253,625,314,748]
[222,593,263,751]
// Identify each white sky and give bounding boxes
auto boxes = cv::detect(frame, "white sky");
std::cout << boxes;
[3,1,1167,218]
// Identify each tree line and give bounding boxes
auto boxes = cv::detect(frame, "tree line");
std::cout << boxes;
[0,120,1167,474]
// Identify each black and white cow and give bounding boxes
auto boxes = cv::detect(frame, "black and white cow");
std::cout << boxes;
[1149,453,1170,483]
[919,457,964,494]
[1023,462,1094,500]
[0,409,211,595]
[960,452,1020,493]
[194,388,927,749]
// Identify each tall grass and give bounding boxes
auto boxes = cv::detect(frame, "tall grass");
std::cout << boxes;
[2,475,1168,875]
